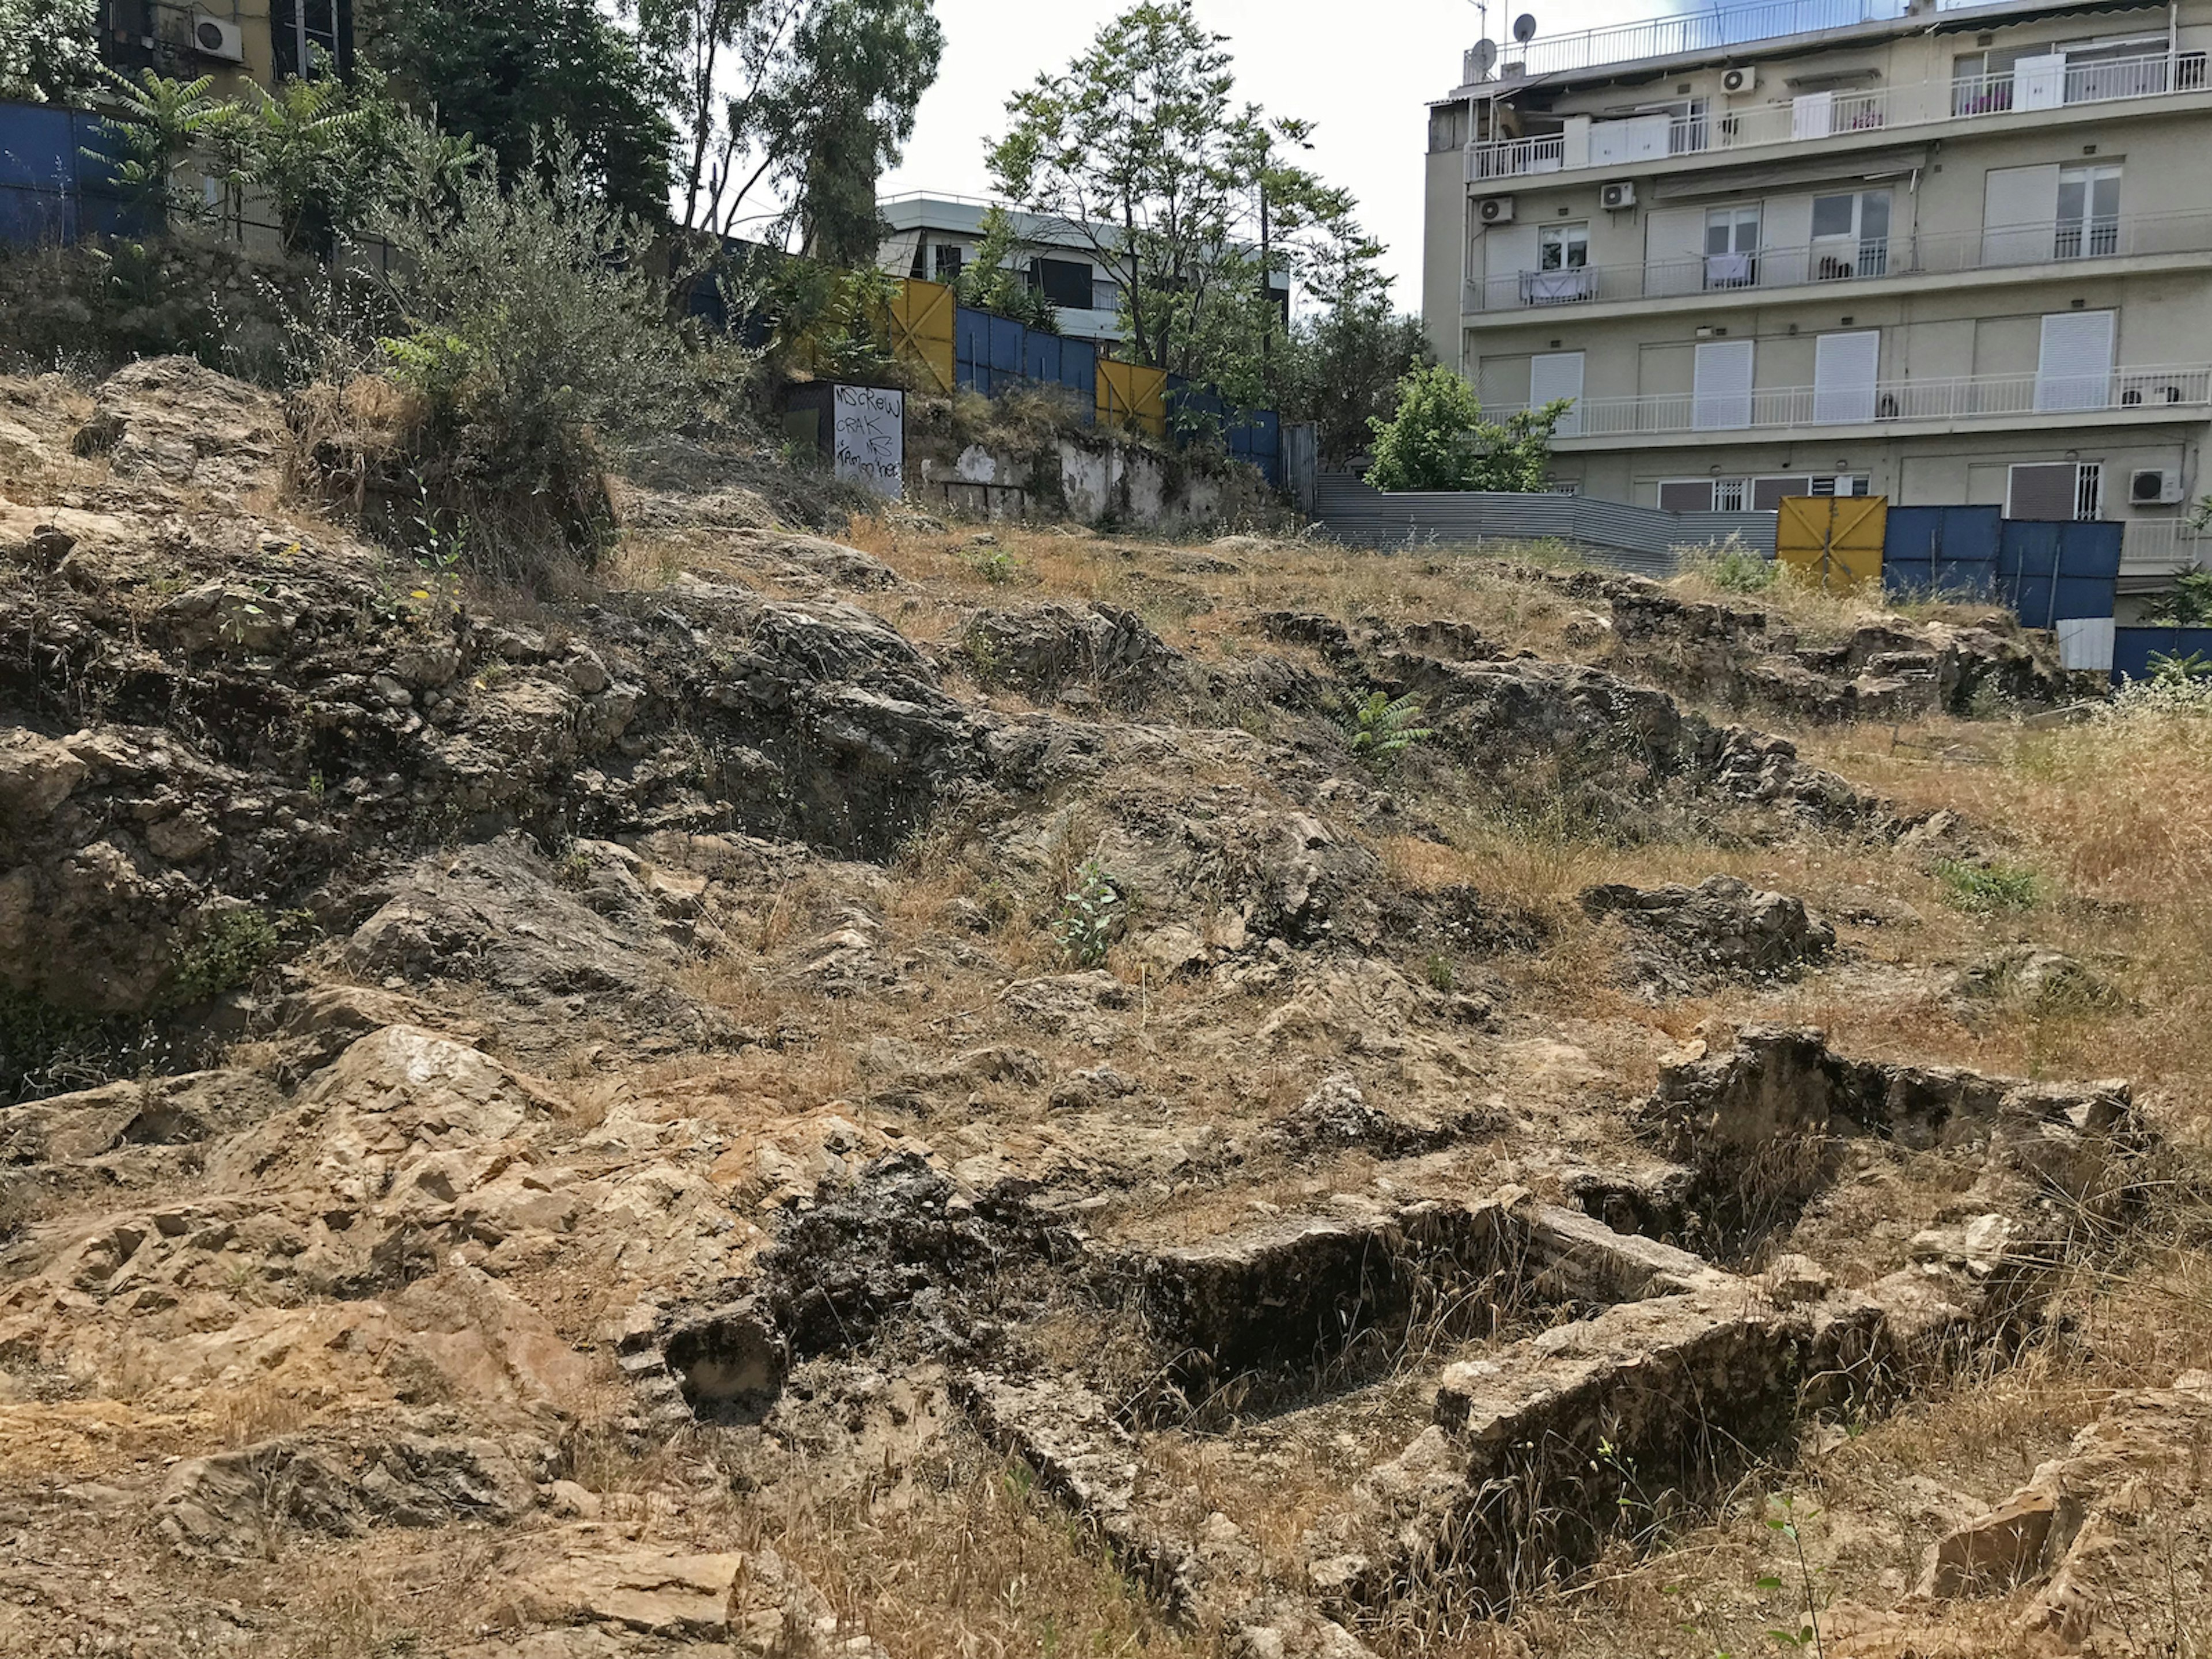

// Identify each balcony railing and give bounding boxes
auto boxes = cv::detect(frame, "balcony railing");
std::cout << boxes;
[1501,0,2075,79]
[1464,207,2212,313]
[2121,519,2212,573]
[1490,364,2212,441]
[1465,51,2208,181]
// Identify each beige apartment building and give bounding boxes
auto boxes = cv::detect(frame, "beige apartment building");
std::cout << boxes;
[1422,0,2212,582]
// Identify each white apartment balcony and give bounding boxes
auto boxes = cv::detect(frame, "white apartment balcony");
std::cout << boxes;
[2120,518,2212,574]
[1465,51,2209,183]
[1498,363,2212,444]
[1463,207,2212,314]
[1494,0,2009,79]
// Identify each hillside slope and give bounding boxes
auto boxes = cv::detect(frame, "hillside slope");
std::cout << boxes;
[1,361,2207,1659]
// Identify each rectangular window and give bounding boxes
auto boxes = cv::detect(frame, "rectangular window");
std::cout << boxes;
[1031,257,1094,309]
[1714,477,1747,511]
[1526,225,1594,304]
[2055,165,2122,258]
[1539,224,1589,269]
[933,244,965,280]
[1659,479,1719,511]
[1704,205,1760,288]
[1810,190,1891,279]
[1752,475,1812,510]
[2008,461,2103,520]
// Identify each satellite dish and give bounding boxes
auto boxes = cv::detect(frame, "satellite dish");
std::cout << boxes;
[1513,12,1539,42]
[1471,38,1499,76]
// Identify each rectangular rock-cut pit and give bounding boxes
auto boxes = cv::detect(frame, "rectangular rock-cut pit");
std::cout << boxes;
[1128,1195,1724,1410]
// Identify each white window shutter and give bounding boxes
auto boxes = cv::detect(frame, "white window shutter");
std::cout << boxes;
[1791,92,1834,139]
[1693,339,1755,430]
[1530,351,1585,436]
[1813,331,1880,424]
[2035,310,2113,412]
[1981,164,2061,265]
[2015,52,2068,110]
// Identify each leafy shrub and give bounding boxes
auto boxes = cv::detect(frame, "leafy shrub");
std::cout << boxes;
[2150,569,2212,626]
[1364,363,1571,493]
[1051,859,1123,967]
[169,907,285,1003]
[368,131,698,584]
[1691,541,1780,593]
[1934,859,2039,914]
[1344,691,1433,774]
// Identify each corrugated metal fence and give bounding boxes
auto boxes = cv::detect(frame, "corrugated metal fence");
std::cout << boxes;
[0,100,139,245]
[1313,471,1775,576]
[2113,626,2212,680]
[1883,505,2122,625]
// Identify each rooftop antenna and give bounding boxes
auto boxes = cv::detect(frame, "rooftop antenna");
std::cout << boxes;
[1513,12,1539,43]
[1470,37,1499,78]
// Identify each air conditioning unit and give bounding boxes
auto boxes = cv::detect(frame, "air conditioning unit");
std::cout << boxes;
[1476,195,1515,225]
[191,14,245,60]
[1601,180,1637,209]
[2130,467,2186,505]
[1721,65,1758,94]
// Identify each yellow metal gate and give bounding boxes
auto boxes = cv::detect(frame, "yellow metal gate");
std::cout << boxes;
[1775,495,1888,592]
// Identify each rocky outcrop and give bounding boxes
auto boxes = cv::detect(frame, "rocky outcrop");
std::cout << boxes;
[960,602,1190,709]
[1581,873,1835,994]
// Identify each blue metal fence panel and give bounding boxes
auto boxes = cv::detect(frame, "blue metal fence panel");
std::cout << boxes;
[1883,505,2001,599]
[2113,626,2212,682]
[1998,519,2121,627]
[0,102,137,246]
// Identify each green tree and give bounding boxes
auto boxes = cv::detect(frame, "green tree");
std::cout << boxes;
[95,68,224,226]
[625,0,940,251]
[1280,303,1433,464]
[988,1,1378,406]
[0,0,102,105]
[779,0,942,264]
[952,204,1056,331]
[359,0,677,222]
[1365,363,1571,494]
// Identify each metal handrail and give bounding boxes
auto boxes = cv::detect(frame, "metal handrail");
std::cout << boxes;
[1466,51,2208,180]
[1487,364,2212,438]
[1464,207,2212,312]
[1503,0,2040,78]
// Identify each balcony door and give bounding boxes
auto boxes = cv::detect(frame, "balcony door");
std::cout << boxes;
[2035,309,2114,412]
[1810,190,1889,279]
[2055,165,2121,259]
[1693,339,1755,431]
[1525,223,1593,305]
[1813,331,1880,425]
[1982,164,2060,266]
[1705,205,1760,289]
[1530,351,1585,437]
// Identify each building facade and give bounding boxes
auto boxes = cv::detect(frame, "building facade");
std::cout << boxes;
[875,194,1132,344]
[101,1,353,93]
[1422,0,2212,585]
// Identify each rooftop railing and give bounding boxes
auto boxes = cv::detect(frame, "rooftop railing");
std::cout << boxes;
[1464,206,2212,313]
[1501,0,2028,79]
[1467,51,2206,181]
[1489,363,2212,440]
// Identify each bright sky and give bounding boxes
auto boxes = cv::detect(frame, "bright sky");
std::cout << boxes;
[877,0,1656,316]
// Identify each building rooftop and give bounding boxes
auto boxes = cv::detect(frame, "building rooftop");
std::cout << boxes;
[1459,0,2149,88]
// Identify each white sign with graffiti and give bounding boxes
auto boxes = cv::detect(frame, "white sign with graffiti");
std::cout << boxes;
[832,384,904,499]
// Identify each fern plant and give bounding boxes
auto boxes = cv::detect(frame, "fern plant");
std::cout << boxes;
[1345,691,1433,774]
